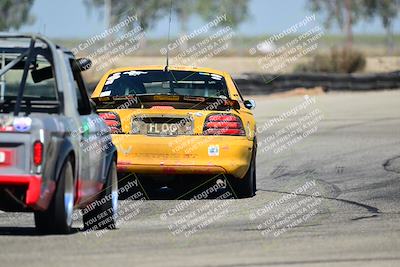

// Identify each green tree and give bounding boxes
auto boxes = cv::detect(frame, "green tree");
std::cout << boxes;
[85,0,250,52]
[168,0,197,50]
[309,0,399,51]
[197,0,250,28]
[309,0,368,49]
[172,0,250,51]
[84,0,169,31]
[0,0,35,31]
[363,0,399,54]
[84,0,170,50]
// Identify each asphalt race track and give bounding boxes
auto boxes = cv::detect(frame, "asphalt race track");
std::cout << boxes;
[1,90,399,267]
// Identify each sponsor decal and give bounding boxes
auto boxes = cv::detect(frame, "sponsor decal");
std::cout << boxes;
[123,70,147,76]
[13,117,32,132]
[211,74,222,80]
[0,115,14,131]
[0,115,13,127]
[208,145,220,156]
[105,72,121,85]
[100,91,111,97]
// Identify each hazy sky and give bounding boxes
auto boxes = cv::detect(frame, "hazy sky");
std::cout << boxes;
[18,0,400,39]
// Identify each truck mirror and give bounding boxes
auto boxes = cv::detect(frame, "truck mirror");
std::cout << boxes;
[75,58,92,72]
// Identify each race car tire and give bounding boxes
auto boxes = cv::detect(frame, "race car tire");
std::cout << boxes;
[228,151,256,199]
[34,159,75,234]
[83,160,118,231]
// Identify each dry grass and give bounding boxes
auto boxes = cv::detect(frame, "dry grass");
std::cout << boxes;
[83,56,400,86]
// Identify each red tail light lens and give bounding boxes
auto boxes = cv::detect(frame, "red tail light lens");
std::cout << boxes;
[33,141,43,166]
[98,112,122,134]
[203,114,245,136]
[208,115,239,122]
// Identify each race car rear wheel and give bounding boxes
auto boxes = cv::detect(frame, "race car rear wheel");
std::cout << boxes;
[34,159,75,234]
[228,150,256,199]
[83,160,118,231]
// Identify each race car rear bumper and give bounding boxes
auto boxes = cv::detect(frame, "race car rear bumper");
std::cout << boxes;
[114,135,254,179]
[0,174,42,206]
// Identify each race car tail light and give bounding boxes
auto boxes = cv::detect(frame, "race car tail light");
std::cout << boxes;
[98,112,122,134]
[33,141,43,166]
[203,114,245,136]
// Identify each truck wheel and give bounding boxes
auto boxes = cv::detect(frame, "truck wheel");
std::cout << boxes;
[34,160,75,234]
[228,152,256,199]
[83,161,118,231]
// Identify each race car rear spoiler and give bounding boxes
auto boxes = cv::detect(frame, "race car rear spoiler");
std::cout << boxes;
[92,94,241,110]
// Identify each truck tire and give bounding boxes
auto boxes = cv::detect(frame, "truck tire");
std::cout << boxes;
[83,161,118,231]
[34,160,75,234]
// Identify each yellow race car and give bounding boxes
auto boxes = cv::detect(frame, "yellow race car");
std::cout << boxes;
[91,66,257,198]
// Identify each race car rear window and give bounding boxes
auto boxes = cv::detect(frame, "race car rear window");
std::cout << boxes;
[100,70,229,98]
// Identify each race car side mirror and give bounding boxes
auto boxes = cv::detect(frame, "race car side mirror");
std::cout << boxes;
[244,99,256,110]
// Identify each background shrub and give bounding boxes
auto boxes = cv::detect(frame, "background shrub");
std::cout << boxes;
[295,48,366,73]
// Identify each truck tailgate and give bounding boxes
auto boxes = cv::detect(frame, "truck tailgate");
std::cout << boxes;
[0,133,31,175]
